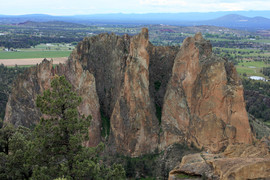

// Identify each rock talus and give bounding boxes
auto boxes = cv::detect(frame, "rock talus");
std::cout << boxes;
[169,143,270,180]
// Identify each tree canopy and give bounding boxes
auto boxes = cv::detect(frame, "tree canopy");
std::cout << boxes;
[0,75,125,180]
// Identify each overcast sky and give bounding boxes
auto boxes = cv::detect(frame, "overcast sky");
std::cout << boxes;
[1,0,270,15]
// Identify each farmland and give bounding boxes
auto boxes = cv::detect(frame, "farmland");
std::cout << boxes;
[0,42,73,65]
[0,51,71,59]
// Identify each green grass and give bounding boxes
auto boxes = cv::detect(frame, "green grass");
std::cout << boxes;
[0,51,71,59]
[208,38,270,44]
[265,122,270,127]
[30,43,75,51]
[175,173,199,179]
[236,60,270,77]
[7,65,35,68]
[218,47,259,52]
[7,64,58,68]
[238,60,269,68]
[241,39,270,44]
[208,38,233,42]
[236,67,261,76]
[100,111,110,139]
[213,47,270,57]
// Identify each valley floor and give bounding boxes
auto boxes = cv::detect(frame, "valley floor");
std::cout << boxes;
[0,57,67,66]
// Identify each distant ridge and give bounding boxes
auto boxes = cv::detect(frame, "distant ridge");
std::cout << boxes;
[0,11,270,30]
[16,20,86,28]
[200,14,270,30]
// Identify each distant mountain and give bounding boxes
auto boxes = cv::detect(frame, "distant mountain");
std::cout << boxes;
[73,11,270,21]
[0,14,77,24]
[17,21,86,28]
[0,11,270,30]
[199,14,270,30]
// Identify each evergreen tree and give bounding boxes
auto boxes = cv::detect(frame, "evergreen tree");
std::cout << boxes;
[33,75,92,179]
[0,121,33,180]
[0,75,126,179]
[32,75,125,179]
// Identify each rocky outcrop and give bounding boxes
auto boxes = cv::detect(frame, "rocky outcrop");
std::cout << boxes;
[72,28,178,156]
[70,33,130,118]
[169,143,270,180]
[4,59,101,147]
[109,29,160,156]
[161,32,252,152]
[5,29,254,156]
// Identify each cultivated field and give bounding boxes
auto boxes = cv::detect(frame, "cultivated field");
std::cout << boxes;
[0,57,68,66]
[0,51,71,59]
[0,43,72,66]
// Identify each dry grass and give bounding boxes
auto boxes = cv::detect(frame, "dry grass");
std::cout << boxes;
[0,57,68,66]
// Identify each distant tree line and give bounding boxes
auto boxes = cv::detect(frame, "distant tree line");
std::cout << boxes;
[0,36,82,49]
[242,78,270,122]
[261,67,270,78]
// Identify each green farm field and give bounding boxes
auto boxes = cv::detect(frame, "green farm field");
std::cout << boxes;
[236,60,270,77]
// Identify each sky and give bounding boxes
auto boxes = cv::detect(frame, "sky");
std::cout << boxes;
[0,0,270,15]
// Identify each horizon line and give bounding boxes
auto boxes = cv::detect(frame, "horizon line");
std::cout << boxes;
[1,10,270,17]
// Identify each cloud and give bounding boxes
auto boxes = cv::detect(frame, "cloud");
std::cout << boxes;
[139,0,270,12]
[139,0,187,6]
[0,0,270,15]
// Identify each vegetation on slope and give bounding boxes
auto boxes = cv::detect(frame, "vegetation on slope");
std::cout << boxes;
[0,64,28,119]
[0,76,125,179]
[242,78,270,125]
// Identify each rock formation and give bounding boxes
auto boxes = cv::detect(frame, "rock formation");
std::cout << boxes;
[108,29,160,156]
[169,142,270,180]
[70,32,130,118]
[5,29,254,156]
[4,59,101,147]
[161,32,253,152]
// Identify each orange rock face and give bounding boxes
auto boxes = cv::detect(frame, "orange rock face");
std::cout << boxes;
[4,59,101,147]
[161,32,252,152]
[109,28,160,156]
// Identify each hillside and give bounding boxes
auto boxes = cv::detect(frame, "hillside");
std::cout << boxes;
[17,20,86,28]
[201,14,270,30]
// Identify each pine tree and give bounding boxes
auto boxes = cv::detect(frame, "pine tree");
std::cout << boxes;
[33,75,125,179]
[0,75,126,179]
[0,120,33,180]
[33,75,93,179]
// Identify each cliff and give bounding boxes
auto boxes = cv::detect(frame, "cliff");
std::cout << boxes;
[4,59,101,147]
[161,32,252,153]
[5,29,253,156]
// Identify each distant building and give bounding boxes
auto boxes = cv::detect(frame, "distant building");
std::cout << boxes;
[249,76,266,81]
